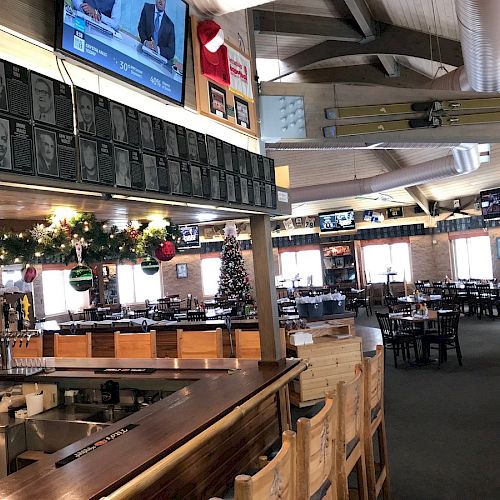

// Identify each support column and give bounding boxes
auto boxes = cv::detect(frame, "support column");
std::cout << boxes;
[250,214,283,363]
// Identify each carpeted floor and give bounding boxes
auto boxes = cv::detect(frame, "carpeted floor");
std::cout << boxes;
[355,308,500,500]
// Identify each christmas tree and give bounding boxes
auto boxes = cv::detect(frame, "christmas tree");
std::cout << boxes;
[218,223,252,300]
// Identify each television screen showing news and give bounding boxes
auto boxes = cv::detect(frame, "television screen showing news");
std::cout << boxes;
[480,188,500,220]
[319,210,355,232]
[57,0,188,104]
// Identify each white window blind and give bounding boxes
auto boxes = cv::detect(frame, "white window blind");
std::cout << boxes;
[42,270,90,316]
[279,250,323,287]
[117,264,162,304]
[453,236,493,280]
[363,242,412,283]
[201,257,221,296]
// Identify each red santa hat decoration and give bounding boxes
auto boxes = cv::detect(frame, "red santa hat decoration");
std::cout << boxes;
[197,19,230,86]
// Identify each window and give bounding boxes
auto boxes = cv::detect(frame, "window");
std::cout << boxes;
[42,270,90,316]
[2,267,23,287]
[201,257,221,296]
[453,236,493,280]
[117,264,162,304]
[363,242,412,283]
[279,249,323,287]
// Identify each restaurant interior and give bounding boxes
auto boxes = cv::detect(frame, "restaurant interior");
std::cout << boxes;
[0,0,499,498]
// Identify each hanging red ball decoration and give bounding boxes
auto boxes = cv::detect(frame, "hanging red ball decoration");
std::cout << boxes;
[23,266,37,283]
[154,240,176,262]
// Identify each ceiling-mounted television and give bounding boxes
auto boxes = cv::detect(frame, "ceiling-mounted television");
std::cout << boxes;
[55,0,189,105]
[480,188,500,220]
[319,210,355,232]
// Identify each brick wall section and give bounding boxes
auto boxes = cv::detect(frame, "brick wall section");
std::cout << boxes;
[160,253,203,301]
[409,234,452,282]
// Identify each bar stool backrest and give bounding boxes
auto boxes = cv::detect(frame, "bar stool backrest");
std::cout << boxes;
[54,332,92,358]
[363,345,384,420]
[296,392,336,500]
[338,367,364,451]
[234,430,296,500]
[234,329,261,359]
[177,328,223,358]
[114,330,157,358]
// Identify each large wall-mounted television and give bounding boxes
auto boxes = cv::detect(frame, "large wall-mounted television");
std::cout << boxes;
[319,210,355,232]
[55,0,189,105]
[480,188,500,220]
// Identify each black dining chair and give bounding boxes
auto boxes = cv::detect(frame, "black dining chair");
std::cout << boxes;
[476,284,494,319]
[187,310,207,322]
[83,308,98,322]
[422,311,462,367]
[376,312,418,368]
[356,285,373,316]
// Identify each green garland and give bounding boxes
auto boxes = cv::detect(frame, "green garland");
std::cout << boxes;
[0,212,181,266]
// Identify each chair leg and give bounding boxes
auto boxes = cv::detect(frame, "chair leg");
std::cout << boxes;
[455,339,463,366]
[378,417,391,500]
[364,430,376,500]
[357,450,369,500]
[393,347,398,369]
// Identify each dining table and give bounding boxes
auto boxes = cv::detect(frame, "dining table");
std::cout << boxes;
[398,294,442,304]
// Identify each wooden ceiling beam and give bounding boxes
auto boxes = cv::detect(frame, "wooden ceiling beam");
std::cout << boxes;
[270,24,462,80]
[253,10,363,42]
[287,64,431,87]
[372,149,431,214]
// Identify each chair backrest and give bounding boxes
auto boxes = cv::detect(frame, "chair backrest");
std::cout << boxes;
[296,392,336,499]
[157,298,170,311]
[177,329,223,358]
[186,294,193,310]
[187,310,207,322]
[388,303,411,315]
[234,430,296,500]
[54,332,92,358]
[67,310,74,321]
[384,296,398,307]
[12,336,43,358]
[83,308,98,321]
[235,329,261,359]
[132,308,149,318]
[337,367,364,458]
[114,330,157,358]
[476,283,491,297]
[363,345,384,423]
[376,312,395,340]
[437,312,460,337]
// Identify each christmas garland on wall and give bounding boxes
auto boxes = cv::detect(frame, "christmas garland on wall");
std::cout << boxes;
[0,212,181,266]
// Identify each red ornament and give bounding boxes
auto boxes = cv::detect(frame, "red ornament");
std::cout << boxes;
[154,240,176,261]
[23,266,37,283]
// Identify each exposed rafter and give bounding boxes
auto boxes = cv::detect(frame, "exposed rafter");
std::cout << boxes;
[285,64,431,87]
[253,10,363,42]
[372,150,431,214]
[269,24,462,80]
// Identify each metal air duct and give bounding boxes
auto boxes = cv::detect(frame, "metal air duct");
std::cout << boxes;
[291,143,480,204]
[187,0,274,16]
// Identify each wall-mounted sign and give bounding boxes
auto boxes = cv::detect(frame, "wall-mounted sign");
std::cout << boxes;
[226,45,253,101]
[387,206,404,218]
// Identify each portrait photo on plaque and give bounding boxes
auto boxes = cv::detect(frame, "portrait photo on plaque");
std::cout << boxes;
[79,137,99,183]
[143,153,159,191]
[139,113,155,151]
[207,136,218,167]
[114,146,131,188]
[181,161,192,195]
[34,127,58,177]
[223,142,233,171]
[0,117,12,170]
[165,122,179,157]
[210,169,220,200]
[263,157,272,182]
[253,180,262,206]
[31,74,55,125]
[168,159,183,195]
[0,62,8,112]
[191,164,203,197]
[76,89,96,135]
[240,176,249,204]
[197,132,208,164]
[186,129,199,162]
[237,148,247,176]
[226,174,236,202]
[208,82,227,119]
[110,102,128,143]
[234,96,250,129]
[250,153,259,179]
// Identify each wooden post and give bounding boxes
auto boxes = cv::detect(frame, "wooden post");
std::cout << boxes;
[250,214,283,363]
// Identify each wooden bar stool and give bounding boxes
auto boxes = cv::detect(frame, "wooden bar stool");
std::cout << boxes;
[296,391,337,500]
[114,330,157,358]
[12,336,43,358]
[363,345,390,500]
[177,329,223,358]
[54,332,92,358]
[234,329,261,359]
[336,367,368,500]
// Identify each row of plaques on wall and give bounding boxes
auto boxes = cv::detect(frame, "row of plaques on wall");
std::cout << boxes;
[0,58,277,208]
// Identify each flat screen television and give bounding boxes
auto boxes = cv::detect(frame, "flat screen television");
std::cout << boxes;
[178,224,200,249]
[480,188,500,220]
[55,0,189,105]
[319,210,355,232]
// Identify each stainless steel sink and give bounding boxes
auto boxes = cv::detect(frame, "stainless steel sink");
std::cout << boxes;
[25,404,137,453]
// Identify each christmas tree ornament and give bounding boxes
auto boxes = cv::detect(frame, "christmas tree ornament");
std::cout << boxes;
[69,264,94,292]
[154,241,176,262]
[141,257,160,275]
[22,266,37,283]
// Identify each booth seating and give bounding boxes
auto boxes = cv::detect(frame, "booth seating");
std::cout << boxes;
[336,367,368,500]
[363,346,390,499]
[12,336,43,358]
[54,332,92,358]
[296,391,337,500]
[176,329,223,359]
[234,329,261,359]
[114,330,157,358]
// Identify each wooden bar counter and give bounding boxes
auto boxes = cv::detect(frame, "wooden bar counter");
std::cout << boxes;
[0,357,304,499]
